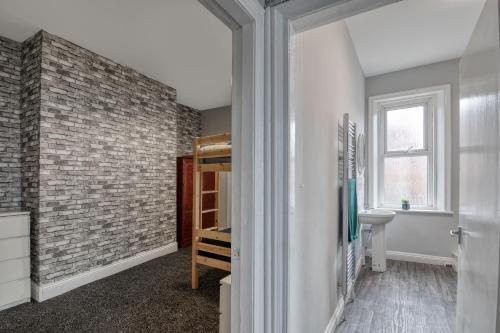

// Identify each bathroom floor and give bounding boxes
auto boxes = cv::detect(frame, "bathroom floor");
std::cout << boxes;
[336,260,457,333]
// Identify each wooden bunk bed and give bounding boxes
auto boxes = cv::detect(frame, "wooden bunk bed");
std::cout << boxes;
[192,133,231,289]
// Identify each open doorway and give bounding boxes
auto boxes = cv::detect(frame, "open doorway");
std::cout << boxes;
[175,6,233,329]
[277,0,496,332]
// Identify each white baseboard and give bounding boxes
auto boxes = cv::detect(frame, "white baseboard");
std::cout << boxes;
[32,242,178,302]
[324,294,345,333]
[366,249,456,266]
[0,297,30,311]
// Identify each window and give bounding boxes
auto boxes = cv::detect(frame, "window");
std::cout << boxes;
[369,85,451,211]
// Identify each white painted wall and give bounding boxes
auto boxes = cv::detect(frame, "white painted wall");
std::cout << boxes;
[201,105,231,136]
[365,59,460,258]
[290,20,365,333]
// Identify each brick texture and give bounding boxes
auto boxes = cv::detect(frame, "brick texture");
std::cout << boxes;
[20,32,43,278]
[0,36,22,210]
[177,103,201,156]
[14,31,201,284]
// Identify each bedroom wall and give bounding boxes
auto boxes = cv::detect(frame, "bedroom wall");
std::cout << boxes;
[365,59,459,259]
[13,31,201,285]
[177,103,201,156]
[20,32,43,278]
[200,105,231,136]
[290,20,365,333]
[0,36,22,210]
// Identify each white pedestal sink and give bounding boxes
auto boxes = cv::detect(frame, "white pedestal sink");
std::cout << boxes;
[359,209,396,272]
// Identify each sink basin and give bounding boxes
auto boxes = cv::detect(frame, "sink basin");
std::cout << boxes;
[358,209,396,272]
[358,209,396,225]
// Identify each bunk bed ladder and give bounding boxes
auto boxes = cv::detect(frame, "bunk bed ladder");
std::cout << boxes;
[192,133,232,290]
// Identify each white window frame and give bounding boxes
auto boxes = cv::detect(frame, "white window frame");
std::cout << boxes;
[379,97,435,208]
[369,85,451,212]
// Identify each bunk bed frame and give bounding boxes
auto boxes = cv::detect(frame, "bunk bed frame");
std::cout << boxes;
[192,133,232,289]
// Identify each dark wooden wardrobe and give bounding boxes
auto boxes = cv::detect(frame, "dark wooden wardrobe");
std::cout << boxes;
[177,157,194,248]
[176,156,216,248]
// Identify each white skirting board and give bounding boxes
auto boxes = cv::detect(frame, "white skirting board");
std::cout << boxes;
[324,294,346,333]
[32,242,178,302]
[324,252,364,333]
[0,297,31,312]
[365,249,456,267]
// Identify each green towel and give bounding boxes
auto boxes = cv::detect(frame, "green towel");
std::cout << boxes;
[348,178,358,242]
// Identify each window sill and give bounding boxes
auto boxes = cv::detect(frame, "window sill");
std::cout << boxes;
[385,208,454,216]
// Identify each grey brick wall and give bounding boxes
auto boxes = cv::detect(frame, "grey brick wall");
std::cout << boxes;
[20,32,43,280]
[0,30,201,284]
[33,31,177,284]
[177,103,201,156]
[0,36,22,210]
[12,31,201,284]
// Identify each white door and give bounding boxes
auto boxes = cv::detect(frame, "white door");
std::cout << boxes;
[456,0,500,331]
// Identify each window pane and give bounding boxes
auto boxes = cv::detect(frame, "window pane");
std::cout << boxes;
[383,156,428,205]
[386,106,424,151]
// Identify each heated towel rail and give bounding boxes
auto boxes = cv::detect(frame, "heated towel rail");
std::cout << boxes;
[339,113,357,311]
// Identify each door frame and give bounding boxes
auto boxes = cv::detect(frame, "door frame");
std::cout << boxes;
[198,1,265,332]
[266,0,402,331]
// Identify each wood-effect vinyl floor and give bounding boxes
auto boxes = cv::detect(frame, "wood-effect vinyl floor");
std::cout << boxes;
[336,260,457,333]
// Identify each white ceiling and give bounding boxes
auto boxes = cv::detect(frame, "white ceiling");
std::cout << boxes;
[345,0,486,77]
[0,0,232,110]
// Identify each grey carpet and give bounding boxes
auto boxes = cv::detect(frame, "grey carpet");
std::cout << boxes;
[0,247,227,333]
